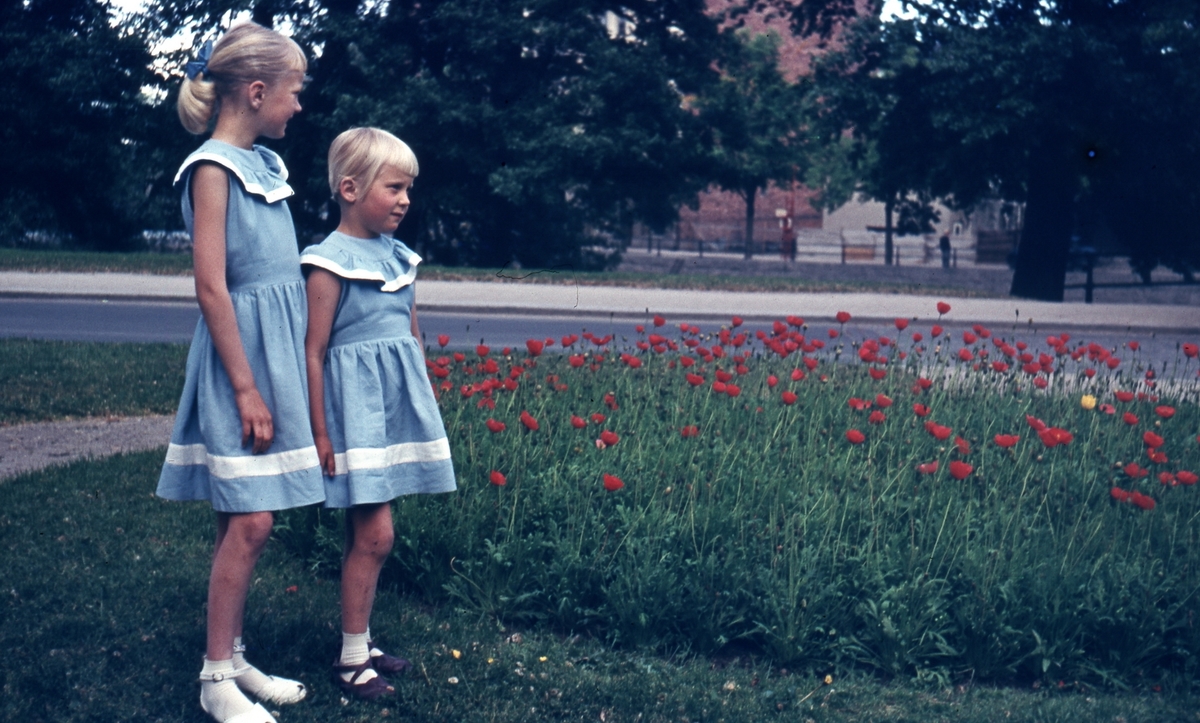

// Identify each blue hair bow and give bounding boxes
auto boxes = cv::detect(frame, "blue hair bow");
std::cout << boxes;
[184,40,213,80]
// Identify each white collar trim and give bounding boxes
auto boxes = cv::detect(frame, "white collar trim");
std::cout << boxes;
[174,152,294,204]
[300,252,421,292]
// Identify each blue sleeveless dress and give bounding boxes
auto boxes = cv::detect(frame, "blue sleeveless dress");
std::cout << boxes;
[300,231,456,508]
[156,139,325,513]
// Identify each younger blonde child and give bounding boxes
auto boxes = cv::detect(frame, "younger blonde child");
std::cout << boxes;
[301,128,456,698]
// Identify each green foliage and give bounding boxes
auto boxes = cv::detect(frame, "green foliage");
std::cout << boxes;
[808,0,1200,297]
[697,30,810,257]
[0,339,188,425]
[276,324,1200,687]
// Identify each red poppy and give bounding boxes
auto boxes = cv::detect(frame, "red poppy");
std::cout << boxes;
[916,377,933,390]
[477,397,495,410]
[963,331,977,345]
[489,470,507,486]
[1033,377,1048,389]
[600,430,620,446]
[913,403,931,417]
[1025,415,1048,432]
[836,311,851,324]
[936,301,951,315]
[781,391,798,405]
[562,334,579,347]
[485,418,506,433]
[928,424,952,441]
[992,361,1009,373]
[1123,412,1139,426]
[1143,431,1164,448]
[1083,368,1096,378]
[570,415,586,429]
[602,473,625,491]
[731,316,743,327]
[476,344,490,357]
[1177,471,1199,485]
[590,413,606,425]
[848,397,871,411]
[1124,462,1149,479]
[519,411,539,431]
[1148,449,1169,464]
[828,328,839,338]
[993,434,1020,448]
[917,461,939,475]
[949,460,973,480]
[1050,428,1073,445]
[1130,492,1156,510]
[790,368,806,382]
[680,425,700,438]
[653,315,666,327]
[1183,343,1198,358]
[437,334,450,347]
[869,368,887,380]
[604,393,619,410]
[1111,486,1131,502]
[1038,429,1060,448]
[955,436,970,455]
[869,394,891,409]
[912,332,924,343]
[845,429,866,444]
[957,348,974,362]
[1155,405,1176,419]
[868,410,886,425]
[931,325,943,338]
[525,339,544,357]
[1099,404,1116,414]
[766,374,779,388]
[894,318,909,331]
[685,373,705,387]
[1159,472,1177,486]
[804,357,819,371]
[1106,357,1121,369]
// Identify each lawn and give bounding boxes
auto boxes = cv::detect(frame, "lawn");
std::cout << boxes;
[3,304,1200,720]
[0,247,1001,297]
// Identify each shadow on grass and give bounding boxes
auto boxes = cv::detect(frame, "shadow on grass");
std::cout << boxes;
[1,451,1193,722]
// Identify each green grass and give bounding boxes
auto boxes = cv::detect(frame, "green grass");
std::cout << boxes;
[0,247,999,297]
[0,248,194,275]
[0,339,188,425]
[2,451,1198,722]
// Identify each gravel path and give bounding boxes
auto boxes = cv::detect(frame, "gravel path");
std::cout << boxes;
[0,415,173,481]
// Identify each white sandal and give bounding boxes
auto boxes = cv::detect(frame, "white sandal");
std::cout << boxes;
[233,642,307,705]
[199,666,277,723]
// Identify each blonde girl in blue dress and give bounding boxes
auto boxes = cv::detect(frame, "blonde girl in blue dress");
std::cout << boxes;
[157,22,324,723]
[301,128,456,699]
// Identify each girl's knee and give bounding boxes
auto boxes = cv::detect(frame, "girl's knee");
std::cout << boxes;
[231,511,275,549]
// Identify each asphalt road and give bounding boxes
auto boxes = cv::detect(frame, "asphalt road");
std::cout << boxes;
[1,297,1195,379]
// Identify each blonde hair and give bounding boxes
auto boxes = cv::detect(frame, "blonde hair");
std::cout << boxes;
[177,22,307,135]
[328,127,420,201]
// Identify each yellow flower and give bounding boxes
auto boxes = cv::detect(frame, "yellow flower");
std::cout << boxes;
[824,675,833,685]
[452,649,462,659]
[538,656,548,662]
[1081,394,1097,410]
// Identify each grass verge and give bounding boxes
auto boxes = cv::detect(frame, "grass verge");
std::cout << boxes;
[2,451,1197,722]
[0,248,1000,297]
[0,339,187,425]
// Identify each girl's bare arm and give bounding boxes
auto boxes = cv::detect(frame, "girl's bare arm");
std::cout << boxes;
[305,268,341,476]
[191,163,274,454]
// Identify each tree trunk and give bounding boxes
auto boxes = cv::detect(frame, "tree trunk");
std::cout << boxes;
[884,196,895,266]
[1010,145,1075,301]
[743,187,756,260]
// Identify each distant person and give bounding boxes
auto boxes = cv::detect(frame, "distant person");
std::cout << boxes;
[939,233,952,269]
[156,22,322,723]
[302,128,457,699]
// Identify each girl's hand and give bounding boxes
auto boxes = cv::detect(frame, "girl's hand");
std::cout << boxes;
[314,434,337,477]
[235,388,274,454]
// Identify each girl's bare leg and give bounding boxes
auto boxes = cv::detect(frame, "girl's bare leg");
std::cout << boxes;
[341,503,394,634]
[207,511,274,660]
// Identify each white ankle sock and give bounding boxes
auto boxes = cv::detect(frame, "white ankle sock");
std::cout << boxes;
[199,657,258,722]
[339,631,377,683]
[232,636,306,705]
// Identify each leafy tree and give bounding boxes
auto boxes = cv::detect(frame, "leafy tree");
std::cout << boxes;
[0,0,164,249]
[806,0,1200,300]
[285,0,722,269]
[698,30,809,259]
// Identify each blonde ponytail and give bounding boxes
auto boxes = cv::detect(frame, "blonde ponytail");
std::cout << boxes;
[177,75,220,135]
[176,21,307,135]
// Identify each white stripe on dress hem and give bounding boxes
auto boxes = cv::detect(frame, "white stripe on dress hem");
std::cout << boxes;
[165,443,320,479]
[331,438,451,476]
[299,253,421,292]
